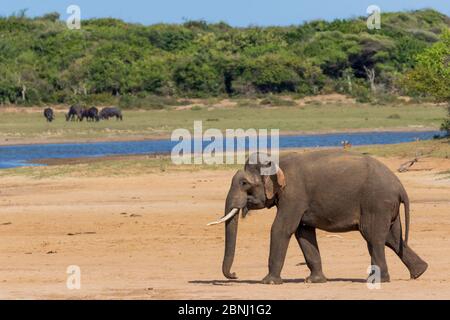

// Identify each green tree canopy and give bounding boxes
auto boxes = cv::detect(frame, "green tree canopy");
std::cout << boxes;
[404,30,450,102]
[0,9,448,105]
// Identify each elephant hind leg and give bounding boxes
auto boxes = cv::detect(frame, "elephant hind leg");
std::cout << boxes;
[359,212,391,282]
[385,216,428,279]
[295,225,327,283]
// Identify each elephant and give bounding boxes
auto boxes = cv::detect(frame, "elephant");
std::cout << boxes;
[208,150,428,285]
[43,107,54,122]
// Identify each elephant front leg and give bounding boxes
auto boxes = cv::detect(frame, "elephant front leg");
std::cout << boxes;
[262,210,302,285]
[295,226,327,283]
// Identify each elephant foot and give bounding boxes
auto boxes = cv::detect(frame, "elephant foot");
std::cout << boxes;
[261,274,283,285]
[224,272,238,280]
[410,262,428,280]
[305,273,327,284]
[367,273,390,283]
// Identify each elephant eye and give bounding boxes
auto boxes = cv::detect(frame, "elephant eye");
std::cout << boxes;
[240,180,249,187]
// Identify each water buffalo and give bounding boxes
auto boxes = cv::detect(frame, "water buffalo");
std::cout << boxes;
[43,108,54,122]
[99,107,123,120]
[65,104,83,121]
[81,107,100,122]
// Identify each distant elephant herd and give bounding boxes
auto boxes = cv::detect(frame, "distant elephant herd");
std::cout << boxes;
[43,104,123,123]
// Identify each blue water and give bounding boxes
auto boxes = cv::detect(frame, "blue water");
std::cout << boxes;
[0,131,443,169]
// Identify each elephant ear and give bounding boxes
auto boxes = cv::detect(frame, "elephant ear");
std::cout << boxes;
[263,164,286,200]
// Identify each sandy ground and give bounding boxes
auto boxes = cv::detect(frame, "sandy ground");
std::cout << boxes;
[0,156,449,300]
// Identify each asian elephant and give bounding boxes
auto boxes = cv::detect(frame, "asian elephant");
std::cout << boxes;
[208,150,428,285]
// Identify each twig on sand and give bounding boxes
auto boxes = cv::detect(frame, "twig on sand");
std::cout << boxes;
[67,231,97,236]
[398,158,419,173]
[397,146,437,173]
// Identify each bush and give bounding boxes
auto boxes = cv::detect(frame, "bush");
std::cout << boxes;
[351,81,373,103]
[240,55,301,93]
[118,95,184,109]
[441,119,450,136]
[173,55,223,96]
[442,105,450,136]
[373,92,400,105]
[259,96,296,107]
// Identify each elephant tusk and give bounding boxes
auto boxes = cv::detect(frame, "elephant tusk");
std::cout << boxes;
[207,208,239,226]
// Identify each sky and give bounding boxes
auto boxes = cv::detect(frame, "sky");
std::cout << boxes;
[0,0,449,26]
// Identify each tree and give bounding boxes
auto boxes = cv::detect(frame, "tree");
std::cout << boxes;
[404,30,450,135]
[129,57,170,94]
[173,53,223,96]
[0,9,449,105]
[240,54,301,93]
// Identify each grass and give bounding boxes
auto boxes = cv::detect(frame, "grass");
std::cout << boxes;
[0,101,447,179]
[259,96,297,107]
[0,155,241,179]
[355,138,450,159]
[438,170,450,179]
[0,103,446,143]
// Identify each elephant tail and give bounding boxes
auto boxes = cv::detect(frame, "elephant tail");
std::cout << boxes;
[400,191,410,245]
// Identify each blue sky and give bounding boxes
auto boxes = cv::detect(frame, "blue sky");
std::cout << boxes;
[1,0,449,26]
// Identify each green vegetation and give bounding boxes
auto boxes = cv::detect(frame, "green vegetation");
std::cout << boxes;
[439,170,450,179]
[404,30,450,103]
[404,30,450,134]
[0,104,445,143]
[0,9,449,106]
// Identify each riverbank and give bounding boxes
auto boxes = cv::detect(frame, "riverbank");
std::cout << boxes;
[0,126,441,147]
[1,155,449,299]
[0,103,445,146]
[1,131,445,170]
[1,139,448,179]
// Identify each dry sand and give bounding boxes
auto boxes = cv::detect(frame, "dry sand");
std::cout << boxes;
[0,157,449,299]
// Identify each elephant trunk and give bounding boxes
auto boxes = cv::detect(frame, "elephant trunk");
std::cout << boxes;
[222,197,240,279]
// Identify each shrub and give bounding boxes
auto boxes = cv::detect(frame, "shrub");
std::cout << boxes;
[259,96,296,107]
[173,55,223,96]
[440,119,450,136]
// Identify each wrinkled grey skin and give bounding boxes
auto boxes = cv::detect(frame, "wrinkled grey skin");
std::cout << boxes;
[221,150,428,284]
